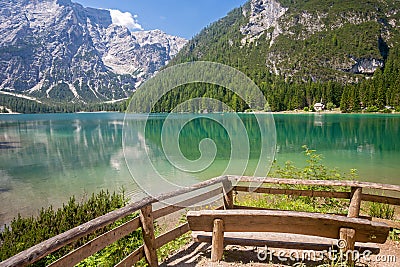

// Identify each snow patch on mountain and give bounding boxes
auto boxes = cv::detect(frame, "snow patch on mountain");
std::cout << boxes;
[0,0,187,103]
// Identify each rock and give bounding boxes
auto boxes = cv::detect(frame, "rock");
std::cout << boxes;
[0,0,187,103]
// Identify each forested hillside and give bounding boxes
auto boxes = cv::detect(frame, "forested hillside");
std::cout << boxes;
[0,94,124,114]
[147,0,400,113]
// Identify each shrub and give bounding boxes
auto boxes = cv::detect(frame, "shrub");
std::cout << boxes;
[365,105,379,112]
[0,190,128,265]
[368,202,395,220]
[326,102,336,111]
[239,146,359,215]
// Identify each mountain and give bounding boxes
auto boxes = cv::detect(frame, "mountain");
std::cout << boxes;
[164,0,400,112]
[0,0,187,104]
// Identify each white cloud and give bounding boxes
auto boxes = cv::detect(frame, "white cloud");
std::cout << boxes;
[109,9,143,31]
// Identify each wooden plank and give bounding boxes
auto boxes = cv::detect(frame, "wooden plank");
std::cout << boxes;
[186,210,389,243]
[115,223,190,266]
[211,219,224,262]
[48,217,140,267]
[362,194,400,206]
[192,231,380,254]
[1,175,227,267]
[155,223,190,248]
[373,218,400,229]
[234,186,351,199]
[232,205,372,220]
[140,205,158,267]
[152,187,222,219]
[222,180,234,209]
[115,246,144,267]
[229,176,400,192]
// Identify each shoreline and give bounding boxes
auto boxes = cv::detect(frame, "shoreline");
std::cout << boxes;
[1,111,399,115]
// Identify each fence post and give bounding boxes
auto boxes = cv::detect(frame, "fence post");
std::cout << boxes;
[211,219,224,262]
[222,179,234,209]
[339,186,362,264]
[140,205,158,267]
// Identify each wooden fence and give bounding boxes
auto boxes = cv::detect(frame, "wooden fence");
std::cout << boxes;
[1,176,400,267]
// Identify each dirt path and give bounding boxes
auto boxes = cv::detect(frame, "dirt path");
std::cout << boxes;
[161,240,400,267]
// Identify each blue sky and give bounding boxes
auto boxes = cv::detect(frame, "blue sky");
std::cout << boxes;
[75,0,247,39]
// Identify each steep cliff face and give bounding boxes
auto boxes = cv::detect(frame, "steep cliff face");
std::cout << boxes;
[0,0,187,103]
[172,0,400,82]
[240,0,288,46]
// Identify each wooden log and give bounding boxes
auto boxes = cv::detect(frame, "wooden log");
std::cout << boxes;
[372,218,400,229]
[348,187,362,218]
[192,231,380,254]
[1,175,227,267]
[234,186,351,199]
[114,224,190,267]
[186,210,389,243]
[339,186,362,264]
[140,205,158,267]
[155,223,190,248]
[211,219,224,262]
[115,246,144,267]
[152,187,222,219]
[362,194,400,206]
[232,205,372,221]
[48,217,140,267]
[222,179,234,209]
[228,176,400,192]
[339,228,356,263]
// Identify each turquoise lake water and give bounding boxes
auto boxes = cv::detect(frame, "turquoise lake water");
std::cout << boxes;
[0,112,399,225]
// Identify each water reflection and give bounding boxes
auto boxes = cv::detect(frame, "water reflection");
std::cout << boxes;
[0,113,399,225]
[0,113,140,225]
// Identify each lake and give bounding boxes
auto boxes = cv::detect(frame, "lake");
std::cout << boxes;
[0,112,399,225]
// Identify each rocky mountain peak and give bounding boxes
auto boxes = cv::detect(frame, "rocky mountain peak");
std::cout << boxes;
[0,0,187,103]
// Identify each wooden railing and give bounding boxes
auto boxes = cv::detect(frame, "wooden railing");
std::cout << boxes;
[1,176,400,267]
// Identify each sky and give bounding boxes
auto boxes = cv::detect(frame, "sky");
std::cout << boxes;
[75,0,247,39]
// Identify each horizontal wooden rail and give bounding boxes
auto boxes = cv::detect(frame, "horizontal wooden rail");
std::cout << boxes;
[229,176,400,192]
[116,223,190,266]
[235,186,351,199]
[155,223,190,248]
[362,194,400,206]
[49,217,141,267]
[2,176,399,267]
[1,176,228,267]
[48,187,223,267]
[235,186,400,206]
[153,186,223,219]
[115,246,144,267]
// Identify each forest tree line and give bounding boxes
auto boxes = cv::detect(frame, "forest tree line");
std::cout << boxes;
[149,46,400,113]
[1,46,399,114]
[0,94,125,114]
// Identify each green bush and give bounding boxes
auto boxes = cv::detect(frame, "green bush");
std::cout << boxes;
[368,202,395,220]
[326,102,336,111]
[365,105,379,112]
[0,190,128,265]
[381,108,393,113]
[238,146,358,215]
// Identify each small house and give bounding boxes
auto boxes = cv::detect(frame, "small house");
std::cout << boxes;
[314,102,325,112]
